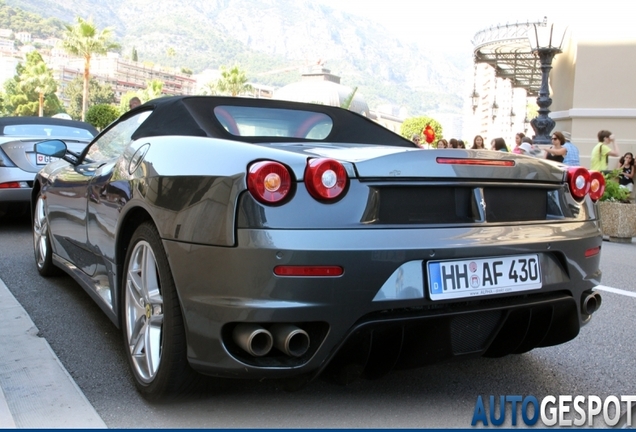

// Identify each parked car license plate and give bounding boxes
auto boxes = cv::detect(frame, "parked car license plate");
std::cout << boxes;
[36,154,58,165]
[427,254,542,301]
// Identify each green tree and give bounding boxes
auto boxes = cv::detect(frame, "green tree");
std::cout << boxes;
[1,51,63,116]
[131,46,138,62]
[20,56,57,117]
[63,76,115,120]
[200,80,218,96]
[216,65,252,97]
[400,116,444,147]
[142,79,164,101]
[62,16,119,121]
[85,104,120,130]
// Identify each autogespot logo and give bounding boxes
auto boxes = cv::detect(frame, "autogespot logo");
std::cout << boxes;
[471,395,636,427]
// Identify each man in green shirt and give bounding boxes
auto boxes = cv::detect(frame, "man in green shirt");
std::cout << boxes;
[590,130,620,171]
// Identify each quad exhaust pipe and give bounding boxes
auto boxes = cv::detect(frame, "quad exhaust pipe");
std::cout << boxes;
[270,324,310,357]
[232,323,310,357]
[581,291,602,316]
[233,324,274,357]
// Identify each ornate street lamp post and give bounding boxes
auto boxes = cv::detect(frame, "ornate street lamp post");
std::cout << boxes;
[471,63,480,114]
[471,89,480,113]
[491,101,499,121]
[527,20,568,144]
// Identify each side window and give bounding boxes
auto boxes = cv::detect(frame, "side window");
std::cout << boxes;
[85,111,152,162]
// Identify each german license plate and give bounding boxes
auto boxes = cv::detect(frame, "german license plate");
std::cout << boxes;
[36,154,58,165]
[427,254,542,301]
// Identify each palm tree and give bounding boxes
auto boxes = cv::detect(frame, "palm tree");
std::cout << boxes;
[62,16,119,121]
[341,86,358,110]
[142,79,164,101]
[20,61,57,117]
[216,65,252,97]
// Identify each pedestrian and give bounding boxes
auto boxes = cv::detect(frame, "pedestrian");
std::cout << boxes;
[512,132,525,154]
[471,135,485,150]
[546,131,567,163]
[519,142,534,157]
[457,139,466,149]
[129,97,142,110]
[411,133,421,145]
[436,139,448,149]
[448,138,458,149]
[590,130,620,172]
[561,131,580,166]
[617,152,635,192]
[491,137,508,152]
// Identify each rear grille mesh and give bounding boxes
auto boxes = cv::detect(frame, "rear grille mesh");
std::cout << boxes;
[372,185,554,224]
[484,187,547,222]
[377,187,474,224]
[450,311,502,354]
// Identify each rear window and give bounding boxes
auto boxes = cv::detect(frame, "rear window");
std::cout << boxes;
[2,124,95,139]
[213,106,333,139]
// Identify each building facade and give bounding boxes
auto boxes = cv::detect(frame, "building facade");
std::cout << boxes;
[550,36,636,168]
[46,53,197,106]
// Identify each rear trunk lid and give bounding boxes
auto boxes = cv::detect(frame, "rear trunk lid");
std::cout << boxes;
[1,138,90,173]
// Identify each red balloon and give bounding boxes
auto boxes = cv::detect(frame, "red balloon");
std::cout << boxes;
[423,125,435,144]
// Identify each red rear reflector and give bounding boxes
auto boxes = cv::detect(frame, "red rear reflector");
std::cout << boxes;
[0,182,22,189]
[585,246,601,258]
[274,265,344,277]
[436,158,515,166]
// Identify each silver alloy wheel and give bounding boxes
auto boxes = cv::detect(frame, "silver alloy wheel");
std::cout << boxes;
[33,196,48,270]
[124,240,164,383]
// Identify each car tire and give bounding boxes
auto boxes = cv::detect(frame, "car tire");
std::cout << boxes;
[33,193,61,276]
[122,221,198,400]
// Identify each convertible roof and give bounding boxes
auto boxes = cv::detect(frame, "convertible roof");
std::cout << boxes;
[130,96,415,147]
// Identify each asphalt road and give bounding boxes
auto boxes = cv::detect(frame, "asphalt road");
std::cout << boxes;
[1,213,635,428]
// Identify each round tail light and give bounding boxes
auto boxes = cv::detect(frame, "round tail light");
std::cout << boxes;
[247,161,292,204]
[304,158,348,201]
[567,167,591,200]
[588,171,606,202]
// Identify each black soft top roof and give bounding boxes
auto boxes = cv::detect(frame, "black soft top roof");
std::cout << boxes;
[130,96,415,147]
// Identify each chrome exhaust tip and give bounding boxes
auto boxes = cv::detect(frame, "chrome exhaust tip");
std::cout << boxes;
[581,291,602,316]
[270,324,310,357]
[232,324,273,357]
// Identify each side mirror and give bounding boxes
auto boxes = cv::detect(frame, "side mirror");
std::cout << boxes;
[35,140,67,158]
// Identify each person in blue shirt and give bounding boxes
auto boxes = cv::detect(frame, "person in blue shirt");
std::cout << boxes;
[561,131,581,166]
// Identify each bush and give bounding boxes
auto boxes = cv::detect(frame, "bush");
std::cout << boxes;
[600,170,632,203]
[85,104,121,130]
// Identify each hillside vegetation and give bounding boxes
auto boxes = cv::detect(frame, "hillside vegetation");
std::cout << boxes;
[3,0,469,116]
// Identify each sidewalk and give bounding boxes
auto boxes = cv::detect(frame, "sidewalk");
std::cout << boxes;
[0,278,106,428]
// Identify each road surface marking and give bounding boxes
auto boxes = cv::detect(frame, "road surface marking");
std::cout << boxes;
[595,285,636,298]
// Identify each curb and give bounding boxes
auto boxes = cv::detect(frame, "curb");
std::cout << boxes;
[0,278,106,428]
